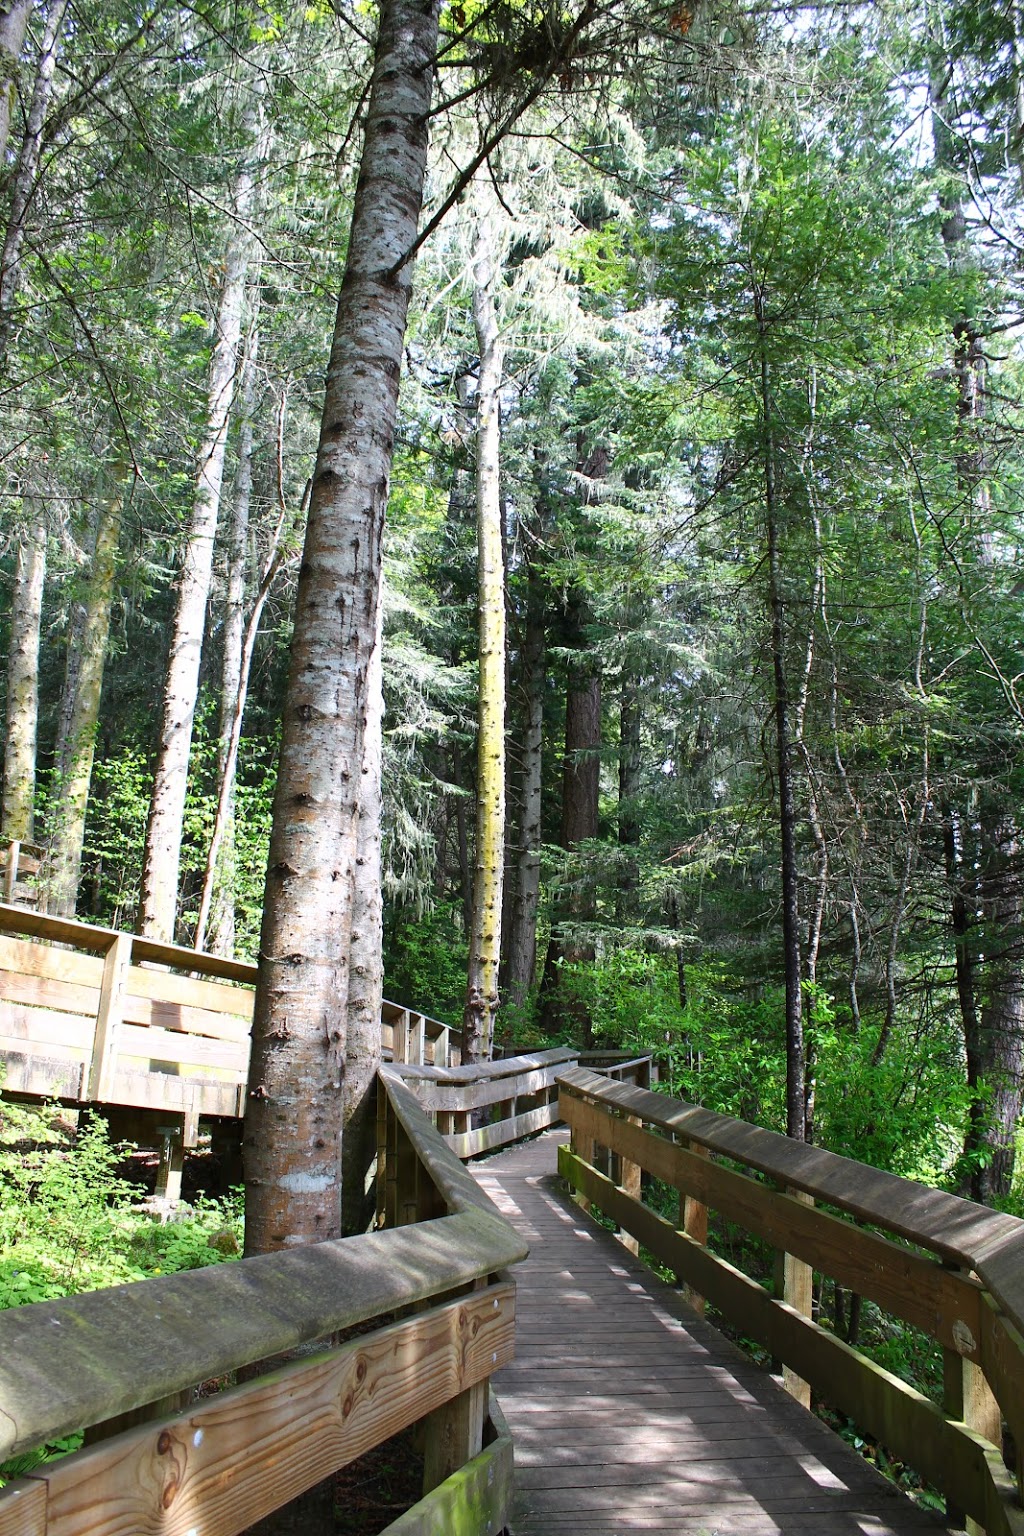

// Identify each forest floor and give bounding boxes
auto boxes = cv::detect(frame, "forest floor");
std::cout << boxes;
[333,1430,423,1534]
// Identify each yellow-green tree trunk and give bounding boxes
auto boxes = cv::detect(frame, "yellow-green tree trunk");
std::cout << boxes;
[463,215,506,1064]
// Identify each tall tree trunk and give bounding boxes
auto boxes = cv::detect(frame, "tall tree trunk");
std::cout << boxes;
[618,669,643,919]
[969,811,1024,1202]
[244,0,439,1257]
[342,599,384,1235]
[502,557,545,1012]
[0,0,32,168]
[463,215,506,1064]
[197,328,259,955]
[43,469,125,914]
[0,0,68,371]
[932,58,1024,1200]
[756,295,805,1143]
[537,597,601,1045]
[193,468,296,956]
[139,139,258,942]
[1,492,45,841]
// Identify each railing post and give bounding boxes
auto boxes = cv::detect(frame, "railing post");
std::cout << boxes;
[2,839,19,902]
[88,930,131,1102]
[780,1189,814,1409]
[944,1264,1001,1535]
[422,1283,486,1494]
[566,1091,596,1213]
[618,1113,641,1256]
[155,1120,185,1203]
[677,1138,709,1315]
[376,1077,388,1229]
[393,1009,411,1064]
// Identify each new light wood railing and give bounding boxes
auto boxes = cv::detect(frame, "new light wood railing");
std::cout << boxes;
[558,1065,1024,1536]
[0,1068,525,1536]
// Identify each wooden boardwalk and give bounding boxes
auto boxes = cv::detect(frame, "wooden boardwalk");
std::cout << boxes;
[474,1129,952,1536]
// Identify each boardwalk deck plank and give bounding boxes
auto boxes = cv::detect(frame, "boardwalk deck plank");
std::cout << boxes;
[474,1130,951,1536]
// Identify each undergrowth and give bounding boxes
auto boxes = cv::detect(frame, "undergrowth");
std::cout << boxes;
[0,1085,243,1486]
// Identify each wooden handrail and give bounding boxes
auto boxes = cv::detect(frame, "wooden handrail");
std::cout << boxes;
[558,1066,1024,1327]
[0,903,459,1161]
[558,1066,1024,1536]
[391,1049,580,1159]
[0,901,453,1026]
[0,1064,527,1536]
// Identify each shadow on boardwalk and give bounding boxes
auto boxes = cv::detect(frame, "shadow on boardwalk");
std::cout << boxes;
[474,1129,952,1536]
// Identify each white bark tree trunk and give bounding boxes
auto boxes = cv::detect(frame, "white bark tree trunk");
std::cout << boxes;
[1,493,45,841]
[0,0,68,371]
[0,0,32,168]
[43,470,125,914]
[199,327,259,955]
[243,0,439,1254]
[138,139,259,942]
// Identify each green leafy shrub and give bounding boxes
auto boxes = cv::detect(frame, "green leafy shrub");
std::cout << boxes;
[0,1097,142,1301]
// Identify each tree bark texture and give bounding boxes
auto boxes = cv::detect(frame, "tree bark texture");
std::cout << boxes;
[139,134,259,942]
[463,217,506,1064]
[1,493,45,841]
[0,0,31,168]
[244,0,439,1255]
[0,0,68,372]
[502,558,545,1012]
[43,471,125,914]
[342,600,383,1234]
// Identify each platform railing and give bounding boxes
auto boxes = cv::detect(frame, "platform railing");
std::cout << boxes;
[0,1067,525,1536]
[389,1047,579,1158]
[558,1065,1024,1536]
[0,902,456,1193]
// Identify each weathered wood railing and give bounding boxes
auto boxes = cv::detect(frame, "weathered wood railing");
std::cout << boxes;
[0,839,42,907]
[0,1067,525,1536]
[392,1048,579,1158]
[558,1065,1024,1536]
[578,1049,656,1087]
[0,903,455,1193]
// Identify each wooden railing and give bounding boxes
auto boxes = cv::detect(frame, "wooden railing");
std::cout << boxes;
[391,1048,579,1158]
[0,1068,525,1536]
[558,1066,1024,1536]
[0,903,456,1193]
[0,839,42,907]
[578,1049,656,1087]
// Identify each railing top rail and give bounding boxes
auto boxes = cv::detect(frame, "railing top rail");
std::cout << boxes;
[390,1047,578,1086]
[379,998,454,1035]
[0,900,257,980]
[381,1067,530,1218]
[559,1066,1024,1335]
[0,900,450,1033]
[1,1074,526,1462]
[578,1052,653,1075]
